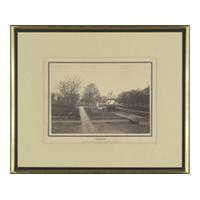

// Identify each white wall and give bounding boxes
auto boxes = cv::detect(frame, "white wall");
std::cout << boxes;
[0,0,198,200]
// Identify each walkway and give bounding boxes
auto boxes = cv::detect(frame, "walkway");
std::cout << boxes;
[79,106,97,133]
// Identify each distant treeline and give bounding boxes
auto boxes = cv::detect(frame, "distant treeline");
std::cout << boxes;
[51,77,150,113]
[116,86,150,111]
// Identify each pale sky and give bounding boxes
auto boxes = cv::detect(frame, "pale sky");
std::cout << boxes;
[50,62,151,97]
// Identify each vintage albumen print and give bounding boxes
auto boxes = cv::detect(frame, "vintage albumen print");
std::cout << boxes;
[45,59,155,142]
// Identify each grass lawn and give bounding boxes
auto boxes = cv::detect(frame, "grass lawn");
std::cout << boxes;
[92,121,150,133]
[84,106,150,133]
[52,120,150,134]
[52,121,82,133]
[84,107,123,120]
[116,107,149,118]
[52,104,80,120]
[51,106,150,134]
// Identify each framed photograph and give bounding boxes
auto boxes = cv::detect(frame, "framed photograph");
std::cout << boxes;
[11,25,190,173]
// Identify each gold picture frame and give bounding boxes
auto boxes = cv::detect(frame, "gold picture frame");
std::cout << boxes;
[10,25,190,174]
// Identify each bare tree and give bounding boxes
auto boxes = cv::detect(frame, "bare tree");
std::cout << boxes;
[57,77,81,112]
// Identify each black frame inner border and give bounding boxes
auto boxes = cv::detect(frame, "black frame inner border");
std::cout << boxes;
[12,26,187,173]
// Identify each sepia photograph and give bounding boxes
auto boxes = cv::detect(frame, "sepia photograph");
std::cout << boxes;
[49,61,152,136]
